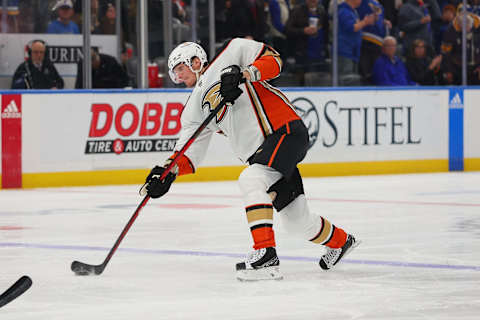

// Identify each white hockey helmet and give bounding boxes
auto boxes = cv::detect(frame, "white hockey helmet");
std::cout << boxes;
[168,42,208,84]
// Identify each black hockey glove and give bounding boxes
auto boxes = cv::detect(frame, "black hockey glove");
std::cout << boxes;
[140,165,177,198]
[220,65,243,104]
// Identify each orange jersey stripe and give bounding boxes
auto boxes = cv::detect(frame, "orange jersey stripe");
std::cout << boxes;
[250,82,300,131]
[245,83,269,137]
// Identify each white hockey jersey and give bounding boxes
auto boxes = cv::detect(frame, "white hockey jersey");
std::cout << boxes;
[174,38,300,172]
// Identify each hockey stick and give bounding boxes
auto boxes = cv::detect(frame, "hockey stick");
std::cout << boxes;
[71,98,229,276]
[0,276,32,308]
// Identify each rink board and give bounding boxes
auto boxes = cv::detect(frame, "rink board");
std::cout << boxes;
[464,89,480,171]
[0,87,476,188]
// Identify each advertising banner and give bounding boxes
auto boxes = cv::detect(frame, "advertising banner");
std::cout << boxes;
[22,91,190,173]
[19,89,449,178]
[284,89,449,163]
[1,94,22,187]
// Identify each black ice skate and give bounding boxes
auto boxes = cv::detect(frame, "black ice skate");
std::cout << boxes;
[319,234,360,270]
[236,247,283,281]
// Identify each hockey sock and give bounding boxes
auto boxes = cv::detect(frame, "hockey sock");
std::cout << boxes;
[246,204,276,249]
[309,217,348,249]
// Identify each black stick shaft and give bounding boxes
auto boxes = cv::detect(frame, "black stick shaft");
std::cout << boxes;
[99,194,150,271]
[84,99,228,274]
[0,276,32,308]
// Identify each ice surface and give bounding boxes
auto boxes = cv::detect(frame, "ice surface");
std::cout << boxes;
[1,172,479,319]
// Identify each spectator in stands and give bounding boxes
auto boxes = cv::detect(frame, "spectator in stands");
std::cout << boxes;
[471,0,480,16]
[285,0,329,83]
[94,2,116,34]
[357,0,392,83]
[328,0,346,17]
[0,0,35,33]
[75,48,129,89]
[148,0,164,59]
[338,0,376,76]
[11,39,64,89]
[90,0,100,32]
[47,0,80,34]
[372,36,417,85]
[215,0,230,42]
[33,0,58,33]
[120,42,137,87]
[265,0,291,60]
[441,4,480,85]
[378,0,400,29]
[225,0,267,42]
[0,0,19,32]
[172,0,188,23]
[397,0,441,54]
[171,0,191,43]
[15,0,35,33]
[406,38,442,85]
[433,4,456,53]
[72,0,101,33]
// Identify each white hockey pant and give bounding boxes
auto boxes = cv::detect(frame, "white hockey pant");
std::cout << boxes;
[238,164,323,240]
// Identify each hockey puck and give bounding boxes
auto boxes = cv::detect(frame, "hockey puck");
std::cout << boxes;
[71,261,99,276]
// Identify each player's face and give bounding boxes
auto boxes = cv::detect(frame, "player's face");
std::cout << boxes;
[173,63,197,87]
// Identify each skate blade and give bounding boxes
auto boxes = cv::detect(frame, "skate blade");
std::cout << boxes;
[321,239,362,271]
[236,266,283,282]
[332,239,362,268]
[343,239,361,259]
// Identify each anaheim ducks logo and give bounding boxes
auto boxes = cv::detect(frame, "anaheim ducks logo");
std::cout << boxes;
[202,82,229,124]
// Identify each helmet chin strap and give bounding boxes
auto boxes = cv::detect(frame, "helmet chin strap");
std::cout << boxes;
[189,63,203,86]
[194,70,201,84]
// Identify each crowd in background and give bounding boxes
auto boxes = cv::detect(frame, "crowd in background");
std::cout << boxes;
[3,0,480,88]
[214,0,480,86]
[5,0,133,89]
[0,0,118,34]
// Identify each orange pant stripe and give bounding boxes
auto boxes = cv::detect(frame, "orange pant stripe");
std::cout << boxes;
[267,134,286,167]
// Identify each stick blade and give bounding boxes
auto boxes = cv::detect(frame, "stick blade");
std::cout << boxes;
[71,261,103,276]
[0,275,33,308]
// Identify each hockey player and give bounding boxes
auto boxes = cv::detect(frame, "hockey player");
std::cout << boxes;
[140,38,360,281]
